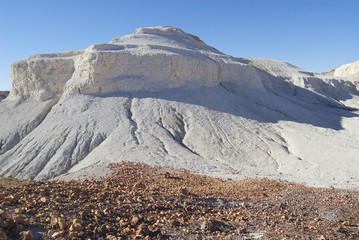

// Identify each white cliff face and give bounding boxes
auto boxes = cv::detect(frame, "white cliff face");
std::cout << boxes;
[10,26,264,100]
[10,51,82,101]
[64,26,265,95]
[334,60,359,77]
[1,26,359,189]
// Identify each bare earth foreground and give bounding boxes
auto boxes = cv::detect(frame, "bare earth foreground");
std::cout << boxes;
[0,163,358,240]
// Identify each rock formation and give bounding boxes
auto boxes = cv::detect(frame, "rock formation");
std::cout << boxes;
[333,60,359,83]
[334,60,359,77]
[0,91,9,102]
[0,26,358,188]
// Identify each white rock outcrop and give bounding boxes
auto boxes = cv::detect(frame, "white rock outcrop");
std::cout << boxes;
[10,26,264,101]
[10,51,82,101]
[334,60,359,77]
[1,26,359,188]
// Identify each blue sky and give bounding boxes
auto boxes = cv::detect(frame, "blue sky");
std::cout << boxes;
[0,0,358,90]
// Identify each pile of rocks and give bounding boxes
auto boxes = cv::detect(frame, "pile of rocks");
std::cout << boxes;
[0,162,358,239]
[0,208,32,239]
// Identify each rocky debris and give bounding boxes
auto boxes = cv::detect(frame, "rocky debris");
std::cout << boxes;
[200,219,216,232]
[0,162,358,239]
[0,208,31,239]
[19,230,33,240]
[0,230,7,240]
[0,176,28,189]
[0,91,9,102]
[135,223,150,237]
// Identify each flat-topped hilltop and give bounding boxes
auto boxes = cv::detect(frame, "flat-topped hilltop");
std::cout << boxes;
[10,26,262,101]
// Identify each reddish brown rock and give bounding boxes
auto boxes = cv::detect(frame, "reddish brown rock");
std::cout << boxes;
[69,223,84,232]
[136,223,151,236]
[0,230,7,240]
[19,230,33,240]
[0,209,7,221]
[12,215,22,224]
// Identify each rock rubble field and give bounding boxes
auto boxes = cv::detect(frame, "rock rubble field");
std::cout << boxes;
[0,162,358,239]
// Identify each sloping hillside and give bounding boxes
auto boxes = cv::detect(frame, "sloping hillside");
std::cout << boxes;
[0,27,358,189]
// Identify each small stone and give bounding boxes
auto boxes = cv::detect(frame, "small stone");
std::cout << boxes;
[0,230,7,240]
[69,223,84,232]
[15,208,24,214]
[51,231,62,238]
[20,218,30,226]
[239,227,247,234]
[19,230,33,240]
[180,187,188,195]
[16,223,24,232]
[133,181,145,190]
[68,231,78,238]
[47,230,55,237]
[40,197,49,204]
[201,220,216,232]
[94,225,107,236]
[131,216,142,225]
[104,208,111,215]
[170,219,180,226]
[119,219,128,227]
[342,221,351,226]
[57,218,68,229]
[36,212,45,218]
[122,227,132,235]
[136,223,151,236]
[79,211,86,218]
[50,216,58,226]
[72,218,82,225]
[1,221,9,228]
[0,209,7,221]
[12,215,22,224]
[337,226,346,233]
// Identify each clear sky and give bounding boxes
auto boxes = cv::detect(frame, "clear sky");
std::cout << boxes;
[0,0,358,90]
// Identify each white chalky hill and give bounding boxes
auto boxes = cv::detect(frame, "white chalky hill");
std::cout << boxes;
[1,26,358,188]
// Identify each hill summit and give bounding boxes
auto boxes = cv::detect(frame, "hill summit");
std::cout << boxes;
[9,26,263,101]
[1,26,359,188]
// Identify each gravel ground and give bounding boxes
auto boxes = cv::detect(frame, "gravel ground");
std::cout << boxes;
[0,162,358,239]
